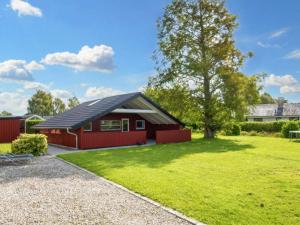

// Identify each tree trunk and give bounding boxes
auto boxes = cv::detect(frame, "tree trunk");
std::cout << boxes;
[204,124,215,139]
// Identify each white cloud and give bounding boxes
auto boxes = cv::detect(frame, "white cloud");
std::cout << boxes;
[257,41,280,48]
[264,74,298,87]
[285,49,300,60]
[9,0,42,17]
[270,28,288,38]
[23,81,49,90]
[51,89,73,101]
[0,91,28,115]
[280,85,300,94]
[0,60,44,82]
[42,44,115,73]
[84,87,124,100]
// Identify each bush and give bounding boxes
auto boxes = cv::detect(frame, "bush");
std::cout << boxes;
[224,123,241,136]
[26,120,44,134]
[12,134,48,156]
[281,122,300,138]
[241,131,282,137]
[240,121,300,133]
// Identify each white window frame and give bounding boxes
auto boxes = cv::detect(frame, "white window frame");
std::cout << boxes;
[136,120,145,130]
[122,118,130,132]
[83,122,93,132]
[100,120,122,131]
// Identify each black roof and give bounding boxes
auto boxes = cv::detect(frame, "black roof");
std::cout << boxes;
[34,92,183,129]
[0,116,22,120]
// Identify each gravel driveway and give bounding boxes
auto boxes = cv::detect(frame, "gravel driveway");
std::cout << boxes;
[0,156,193,225]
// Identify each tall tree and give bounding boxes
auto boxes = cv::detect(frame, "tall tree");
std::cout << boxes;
[68,96,80,109]
[0,111,12,116]
[27,90,54,116]
[152,0,259,138]
[53,98,66,115]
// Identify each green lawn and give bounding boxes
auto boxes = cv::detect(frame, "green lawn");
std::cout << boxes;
[0,143,11,154]
[58,134,300,225]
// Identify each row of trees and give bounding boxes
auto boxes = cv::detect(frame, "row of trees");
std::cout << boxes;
[27,90,80,116]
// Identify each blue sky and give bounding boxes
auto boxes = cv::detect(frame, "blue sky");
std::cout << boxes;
[0,0,300,115]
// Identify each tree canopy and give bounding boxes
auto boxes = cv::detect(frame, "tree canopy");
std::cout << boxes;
[0,111,12,116]
[68,96,80,109]
[27,90,80,116]
[151,0,260,138]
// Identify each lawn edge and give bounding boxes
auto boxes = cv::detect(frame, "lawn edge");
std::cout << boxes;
[56,156,206,225]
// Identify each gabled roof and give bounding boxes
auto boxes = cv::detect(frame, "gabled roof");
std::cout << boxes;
[247,103,300,117]
[34,92,183,129]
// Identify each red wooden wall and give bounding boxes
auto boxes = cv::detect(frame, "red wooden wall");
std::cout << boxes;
[40,129,77,148]
[79,131,147,149]
[156,129,191,144]
[0,118,20,143]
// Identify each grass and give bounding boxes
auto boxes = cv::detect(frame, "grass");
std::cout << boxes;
[58,134,300,225]
[0,143,11,154]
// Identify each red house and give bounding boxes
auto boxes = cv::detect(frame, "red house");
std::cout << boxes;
[0,116,21,143]
[34,92,191,149]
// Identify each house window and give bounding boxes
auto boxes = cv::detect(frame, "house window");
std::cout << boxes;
[83,122,92,131]
[253,118,263,122]
[101,120,121,131]
[122,119,129,132]
[136,120,145,130]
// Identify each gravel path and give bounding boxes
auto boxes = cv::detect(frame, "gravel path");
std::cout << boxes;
[0,156,192,225]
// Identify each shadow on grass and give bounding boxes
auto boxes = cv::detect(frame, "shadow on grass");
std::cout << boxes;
[60,137,255,171]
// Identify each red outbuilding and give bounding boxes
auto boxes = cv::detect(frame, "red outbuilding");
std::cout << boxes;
[34,92,191,149]
[0,117,21,143]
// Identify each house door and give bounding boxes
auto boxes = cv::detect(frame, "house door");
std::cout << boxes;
[122,119,129,132]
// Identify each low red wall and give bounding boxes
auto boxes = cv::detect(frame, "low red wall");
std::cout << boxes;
[80,131,147,149]
[41,130,76,148]
[156,129,191,144]
[0,118,20,143]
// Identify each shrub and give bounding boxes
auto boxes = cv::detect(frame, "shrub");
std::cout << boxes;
[281,122,300,138]
[26,120,44,134]
[12,134,48,156]
[240,121,300,133]
[224,123,241,136]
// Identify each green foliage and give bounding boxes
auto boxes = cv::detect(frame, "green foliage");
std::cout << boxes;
[12,134,48,156]
[239,121,295,133]
[281,121,300,138]
[152,0,260,138]
[260,92,276,104]
[26,120,44,134]
[68,96,80,109]
[224,123,241,136]
[27,90,54,116]
[0,111,12,116]
[241,131,282,138]
[53,98,66,115]
[144,84,201,128]
[59,134,300,225]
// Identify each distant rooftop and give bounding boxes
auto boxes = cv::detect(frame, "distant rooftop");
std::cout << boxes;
[247,103,300,117]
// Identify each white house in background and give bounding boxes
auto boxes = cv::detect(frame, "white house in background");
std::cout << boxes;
[246,102,300,122]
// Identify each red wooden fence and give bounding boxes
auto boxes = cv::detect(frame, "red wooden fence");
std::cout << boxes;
[80,131,147,149]
[0,118,20,143]
[41,130,76,148]
[156,129,191,144]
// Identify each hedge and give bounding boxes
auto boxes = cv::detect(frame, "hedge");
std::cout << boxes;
[281,122,300,138]
[239,121,300,133]
[12,134,48,156]
[26,120,44,134]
